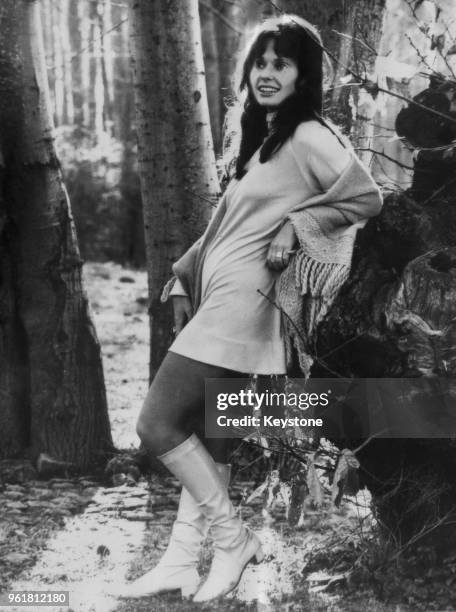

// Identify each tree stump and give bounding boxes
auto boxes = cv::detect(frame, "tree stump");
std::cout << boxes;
[313,192,456,549]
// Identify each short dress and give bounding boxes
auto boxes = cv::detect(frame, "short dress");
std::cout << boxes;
[168,120,351,375]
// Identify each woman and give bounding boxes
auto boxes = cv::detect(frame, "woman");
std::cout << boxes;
[123,15,382,603]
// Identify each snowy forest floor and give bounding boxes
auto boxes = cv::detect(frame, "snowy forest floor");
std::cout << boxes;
[1,262,456,612]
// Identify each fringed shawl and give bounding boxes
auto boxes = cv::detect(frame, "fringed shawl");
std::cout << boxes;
[278,154,382,375]
[162,154,382,376]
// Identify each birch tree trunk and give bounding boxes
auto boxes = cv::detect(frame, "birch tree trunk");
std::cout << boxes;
[79,0,91,127]
[51,0,64,125]
[129,0,220,379]
[200,3,223,154]
[90,0,105,139]
[347,0,387,165]
[59,0,74,125]
[207,0,245,156]
[0,0,112,468]
[100,0,114,132]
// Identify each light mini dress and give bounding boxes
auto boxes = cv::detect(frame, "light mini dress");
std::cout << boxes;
[168,120,351,375]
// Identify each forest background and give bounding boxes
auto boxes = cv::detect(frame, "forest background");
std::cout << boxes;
[2,0,456,610]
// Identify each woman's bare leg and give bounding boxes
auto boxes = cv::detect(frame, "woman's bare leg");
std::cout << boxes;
[136,351,241,459]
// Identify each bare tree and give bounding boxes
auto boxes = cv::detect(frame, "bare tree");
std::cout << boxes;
[129,0,220,378]
[0,0,112,468]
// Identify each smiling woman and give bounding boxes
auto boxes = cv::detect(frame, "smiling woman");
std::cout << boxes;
[121,14,382,604]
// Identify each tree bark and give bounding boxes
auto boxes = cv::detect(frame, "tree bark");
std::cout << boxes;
[79,0,91,127]
[347,0,387,165]
[68,0,83,125]
[59,0,74,125]
[100,0,114,132]
[0,0,112,468]
[90,0,105,139]
[312,191,456,547]
[51,0,64,125]
[200,3,223,155]
[129,0,220,379]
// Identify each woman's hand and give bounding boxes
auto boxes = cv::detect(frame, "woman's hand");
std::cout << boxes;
[172,295,193,336]
[266,220,298,270]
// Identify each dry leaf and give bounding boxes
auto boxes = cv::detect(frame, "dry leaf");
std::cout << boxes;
[306,452,323,508]
[332,448,360,507]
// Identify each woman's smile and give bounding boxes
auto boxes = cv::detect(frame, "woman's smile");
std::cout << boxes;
[256,83,281,96]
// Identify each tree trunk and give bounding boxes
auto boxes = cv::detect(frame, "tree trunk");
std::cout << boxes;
[79,0,91,127]
[346,0,387,165]
[99,0,114,132]
[312,189,456,548]
[90,0,105,139]
[59,0,74,125]
[67,0,83,125]
[129,0,220,379]
[0,0,112,468]
[51,0,64,126]
[200,3,223,155]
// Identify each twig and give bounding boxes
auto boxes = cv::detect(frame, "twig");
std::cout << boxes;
[352,429,390,454]
[198,0,244,35]
[46,17,129,72]
[421,174,456,205]
[415,140,456,152]
[405,33,436,74]
[404,0,456,81]
[257,288,345,378]
[332,29,377,55]
[319,330,369,361]
[354,147,414,170]
[389,508,455,562]
[355,21,381,57]
[183,187,219,207]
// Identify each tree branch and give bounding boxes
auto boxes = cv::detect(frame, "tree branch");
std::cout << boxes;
[198,0,244,35]
[354,147,414,170]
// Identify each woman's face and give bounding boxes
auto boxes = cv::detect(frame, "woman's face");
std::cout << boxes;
[249,39,299,109]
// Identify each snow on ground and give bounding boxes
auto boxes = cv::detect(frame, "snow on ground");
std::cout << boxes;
[83,262,150,450]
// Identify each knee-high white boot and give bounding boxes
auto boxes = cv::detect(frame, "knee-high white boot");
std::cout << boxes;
[118,462,231,598]
[159,434,264,602]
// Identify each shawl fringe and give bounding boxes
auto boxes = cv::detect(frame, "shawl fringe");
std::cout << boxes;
[278,252,351,377]
[294,251,350,299]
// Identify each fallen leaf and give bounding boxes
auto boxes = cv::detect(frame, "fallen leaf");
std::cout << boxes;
[332,449,360,507]
[306,452,323,508]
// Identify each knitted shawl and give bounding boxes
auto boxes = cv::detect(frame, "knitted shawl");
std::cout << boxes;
[161,153,382,376]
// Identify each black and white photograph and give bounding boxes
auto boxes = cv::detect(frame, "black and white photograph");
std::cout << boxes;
[1,0,456,610]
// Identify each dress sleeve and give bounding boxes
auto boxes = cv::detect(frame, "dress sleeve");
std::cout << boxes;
[290,121,352,192]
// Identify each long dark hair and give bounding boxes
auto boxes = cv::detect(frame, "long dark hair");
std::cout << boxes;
[222,15,326,180]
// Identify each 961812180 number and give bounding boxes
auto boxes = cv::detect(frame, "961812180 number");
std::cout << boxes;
[0,591,69,607]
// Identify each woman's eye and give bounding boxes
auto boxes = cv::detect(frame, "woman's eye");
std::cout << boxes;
[274,61,286,71]
[255,58,265,69]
